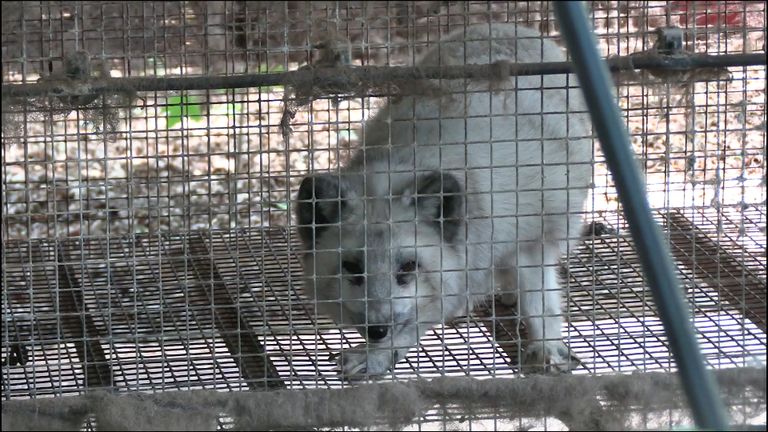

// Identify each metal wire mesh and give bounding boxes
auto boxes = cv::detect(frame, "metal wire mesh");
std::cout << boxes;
[2,1,766,430]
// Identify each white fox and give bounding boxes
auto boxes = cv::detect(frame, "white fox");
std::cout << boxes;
[296,23,592,378]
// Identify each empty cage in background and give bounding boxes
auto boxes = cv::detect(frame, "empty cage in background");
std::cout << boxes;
[1,2,765,431]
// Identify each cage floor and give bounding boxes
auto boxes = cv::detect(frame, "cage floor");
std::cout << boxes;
[2,206,766,397]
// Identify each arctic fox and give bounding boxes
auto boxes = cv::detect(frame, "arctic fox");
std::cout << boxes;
[296,23,592,378]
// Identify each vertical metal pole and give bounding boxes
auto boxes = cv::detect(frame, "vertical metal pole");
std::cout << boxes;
[552,2,730,430]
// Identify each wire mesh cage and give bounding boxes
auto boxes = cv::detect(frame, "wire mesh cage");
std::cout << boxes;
[1,1,766,430]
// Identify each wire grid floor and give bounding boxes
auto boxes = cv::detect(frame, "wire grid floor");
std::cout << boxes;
[2,206,766,398]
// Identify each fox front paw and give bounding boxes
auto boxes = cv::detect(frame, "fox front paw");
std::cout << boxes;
[522,340,581,374]
[334,344,398,379]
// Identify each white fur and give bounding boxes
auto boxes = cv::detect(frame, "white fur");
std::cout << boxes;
[297,24,592,378]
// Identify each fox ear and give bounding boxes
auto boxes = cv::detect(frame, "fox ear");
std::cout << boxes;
[413,171,464,243]
[296,175,347,247]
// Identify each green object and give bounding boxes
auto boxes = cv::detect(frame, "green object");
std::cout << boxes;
[163,95,203,128]
[258,64,284,92]
[270,201,289,211]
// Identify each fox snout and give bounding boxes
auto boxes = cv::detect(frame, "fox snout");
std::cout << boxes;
[354,298,414,342]
[361,297,393,341]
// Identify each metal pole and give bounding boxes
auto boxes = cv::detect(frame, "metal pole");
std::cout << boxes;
[552,2,730,430]
[2,53,764,98]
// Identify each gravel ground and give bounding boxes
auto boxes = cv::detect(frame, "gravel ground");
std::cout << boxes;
[1,1,765,240]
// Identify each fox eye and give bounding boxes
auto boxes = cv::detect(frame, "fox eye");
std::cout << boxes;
[342,260,364,286]
[396,260,417,286]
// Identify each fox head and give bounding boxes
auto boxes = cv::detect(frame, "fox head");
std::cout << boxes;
[295,171,465,342]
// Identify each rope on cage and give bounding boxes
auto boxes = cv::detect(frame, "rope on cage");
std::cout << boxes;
[2,366,764,431]
[1,50,136,140]
[3,49,762,143]
[3,52,764,100]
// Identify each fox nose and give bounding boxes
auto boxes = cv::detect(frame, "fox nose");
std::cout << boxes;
[367,325,388,341]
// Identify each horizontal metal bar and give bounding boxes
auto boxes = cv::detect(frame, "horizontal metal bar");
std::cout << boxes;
[2,52,764,98]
